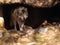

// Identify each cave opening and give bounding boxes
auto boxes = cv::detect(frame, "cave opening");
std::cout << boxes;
[1,3,60,30]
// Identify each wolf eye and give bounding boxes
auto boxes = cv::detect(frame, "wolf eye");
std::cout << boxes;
[22,10,25,13]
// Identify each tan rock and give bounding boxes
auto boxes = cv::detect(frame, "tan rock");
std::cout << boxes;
[11,0,22,3]
[0,0,58,7]
[18,37,31,43]
[24,0,58,7]
[0,17,4,28]
[0,0,4,3]
[0,28,10,41]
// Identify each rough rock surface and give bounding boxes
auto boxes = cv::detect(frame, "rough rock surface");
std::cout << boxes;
[0,0,59,7]
[0,21,60,45]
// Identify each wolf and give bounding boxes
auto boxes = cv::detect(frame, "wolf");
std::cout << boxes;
[11,7,28,31]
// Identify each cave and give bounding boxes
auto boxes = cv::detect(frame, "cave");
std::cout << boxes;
[0,3,60,30]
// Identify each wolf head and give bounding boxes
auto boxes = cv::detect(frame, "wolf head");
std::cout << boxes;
[14,7,28,21]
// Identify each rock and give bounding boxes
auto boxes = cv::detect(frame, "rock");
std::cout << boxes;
[0,0,4,3]
[11,0,22,3]
[12,43,22,45]
[17,37,31,43]
[0,0,58,7]
[0,17,4,28]
[0,28,10,41]
[26,42,36,45]
[0,0,22,3]
[38,27,48,34]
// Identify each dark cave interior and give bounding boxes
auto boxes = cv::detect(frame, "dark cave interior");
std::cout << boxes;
[1,3,60,30]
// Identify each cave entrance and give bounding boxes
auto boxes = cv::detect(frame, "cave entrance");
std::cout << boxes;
[0,3,60,30]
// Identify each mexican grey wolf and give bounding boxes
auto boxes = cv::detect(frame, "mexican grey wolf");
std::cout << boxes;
[11,7,28,31]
